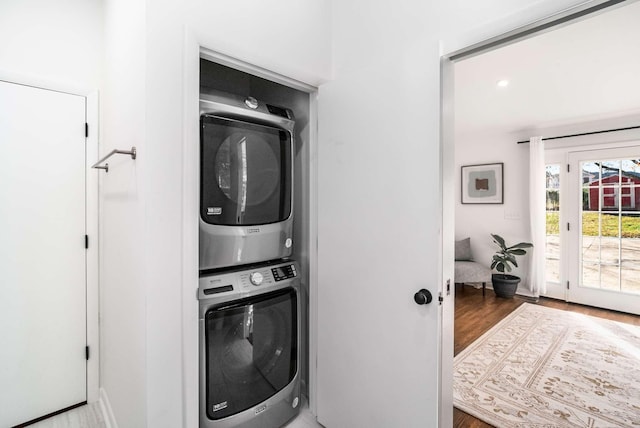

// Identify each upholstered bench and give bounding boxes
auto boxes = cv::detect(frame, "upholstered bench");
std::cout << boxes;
[454,238,492,296]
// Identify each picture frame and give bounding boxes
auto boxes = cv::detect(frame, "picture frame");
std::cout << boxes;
[461,162,504,204]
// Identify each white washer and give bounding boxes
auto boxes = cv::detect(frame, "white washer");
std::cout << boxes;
[198,260,301,428]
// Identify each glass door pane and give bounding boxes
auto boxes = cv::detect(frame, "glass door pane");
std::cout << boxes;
[545,164,561,284]
[619,159,640,294]
[579,156,640,296]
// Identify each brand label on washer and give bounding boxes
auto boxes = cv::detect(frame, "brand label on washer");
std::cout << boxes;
[212,401,228,412]
[247,227,260,234]
[207,207,222,215]
[255,404,267,415]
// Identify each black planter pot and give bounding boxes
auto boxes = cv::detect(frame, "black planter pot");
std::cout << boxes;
[491,274,521,298]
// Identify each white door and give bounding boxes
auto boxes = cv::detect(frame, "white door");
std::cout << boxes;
[316,57,446,426]
[0,81,87,426]
[568,146,640,315]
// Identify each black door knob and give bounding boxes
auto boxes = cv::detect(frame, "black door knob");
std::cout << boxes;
[414,289,433,305]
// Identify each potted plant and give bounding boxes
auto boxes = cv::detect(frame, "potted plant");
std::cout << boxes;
[490,233,533,298]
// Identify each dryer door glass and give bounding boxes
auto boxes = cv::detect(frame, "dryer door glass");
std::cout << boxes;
[200,115,292,226]
[204,287,298,420]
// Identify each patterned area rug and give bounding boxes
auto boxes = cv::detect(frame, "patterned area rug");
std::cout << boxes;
[454,303,640,427]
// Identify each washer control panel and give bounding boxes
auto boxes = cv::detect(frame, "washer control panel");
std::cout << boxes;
[237,263,297,287]
[199,261,299,299]
[239,268,273,288]
[272,264,297,281]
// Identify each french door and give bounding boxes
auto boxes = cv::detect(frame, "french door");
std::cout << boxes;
[566,146,640,315]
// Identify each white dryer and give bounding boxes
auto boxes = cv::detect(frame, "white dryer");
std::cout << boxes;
[199,92,295,271]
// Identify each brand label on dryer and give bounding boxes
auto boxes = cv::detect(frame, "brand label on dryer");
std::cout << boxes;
[207,207,222,215]
[255,404,267,415]
[247,227,260,233]
[212,401,228,412]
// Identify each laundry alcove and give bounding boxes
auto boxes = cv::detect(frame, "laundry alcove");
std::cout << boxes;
[198,55,315,405]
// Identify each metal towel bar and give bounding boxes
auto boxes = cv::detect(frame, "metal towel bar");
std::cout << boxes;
[92,147,137,172]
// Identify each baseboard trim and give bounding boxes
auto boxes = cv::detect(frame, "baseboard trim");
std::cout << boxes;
[99,388,118,428]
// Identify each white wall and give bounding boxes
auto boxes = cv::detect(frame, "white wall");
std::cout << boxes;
[455,116,640,296]
[101,0,147,426]
[319,0,596,426]
[455,130,533,290]
[0,0,103,92]
[101,1,330,427]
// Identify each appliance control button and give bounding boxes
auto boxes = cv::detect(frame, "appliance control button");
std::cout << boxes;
[285,238,292,248]
[245,97,259,109]
[249,272,264,286]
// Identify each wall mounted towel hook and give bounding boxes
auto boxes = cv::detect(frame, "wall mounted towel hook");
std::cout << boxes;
[92,147,137,172]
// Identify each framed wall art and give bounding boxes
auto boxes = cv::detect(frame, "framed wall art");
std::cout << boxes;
[461,162,504,204]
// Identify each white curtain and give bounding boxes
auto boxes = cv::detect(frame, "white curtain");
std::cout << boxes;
[529,136,546,297]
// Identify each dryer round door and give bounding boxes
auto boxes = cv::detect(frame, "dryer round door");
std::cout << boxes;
[215,132,281,206]
[200,115,292,226]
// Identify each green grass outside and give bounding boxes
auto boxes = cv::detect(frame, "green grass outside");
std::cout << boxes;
[547,211,560,235]
[546,211,640,238]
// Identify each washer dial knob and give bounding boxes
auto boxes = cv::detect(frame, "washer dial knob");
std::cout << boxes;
[250,272,264,286]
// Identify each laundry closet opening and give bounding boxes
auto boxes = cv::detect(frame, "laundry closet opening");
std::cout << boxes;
[197,56,314,425]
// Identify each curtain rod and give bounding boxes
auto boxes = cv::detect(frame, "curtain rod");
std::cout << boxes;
[516,125,640,144]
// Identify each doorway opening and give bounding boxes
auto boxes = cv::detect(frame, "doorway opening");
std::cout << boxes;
[450,0,640,310]
[445,1,640,425]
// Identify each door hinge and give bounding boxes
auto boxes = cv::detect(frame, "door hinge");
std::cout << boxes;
[567,222,570,231]
[85,235,89,249]
[85,123,89,138]
[567,281,570,290]
[567,164,570,173]
[86,346,90,360]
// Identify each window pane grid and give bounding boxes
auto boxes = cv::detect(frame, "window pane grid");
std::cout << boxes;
[580,158,640,295]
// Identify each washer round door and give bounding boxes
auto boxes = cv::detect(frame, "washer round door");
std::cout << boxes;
[204,287,298,420]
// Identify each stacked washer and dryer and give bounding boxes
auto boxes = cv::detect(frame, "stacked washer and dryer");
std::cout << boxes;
[198,91,301,428]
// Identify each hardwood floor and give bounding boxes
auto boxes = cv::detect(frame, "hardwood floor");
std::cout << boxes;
[453,283,640,428]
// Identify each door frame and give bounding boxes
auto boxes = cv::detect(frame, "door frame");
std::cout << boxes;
[0,74,100,403]
[86,89,99,404]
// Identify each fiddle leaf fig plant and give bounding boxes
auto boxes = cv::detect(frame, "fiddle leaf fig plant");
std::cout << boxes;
[490,233,533,277]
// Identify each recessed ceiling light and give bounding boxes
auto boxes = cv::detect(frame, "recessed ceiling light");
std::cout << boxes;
[496,79,510,88]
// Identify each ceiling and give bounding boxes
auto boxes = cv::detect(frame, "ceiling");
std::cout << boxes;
[454,1,640,136]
